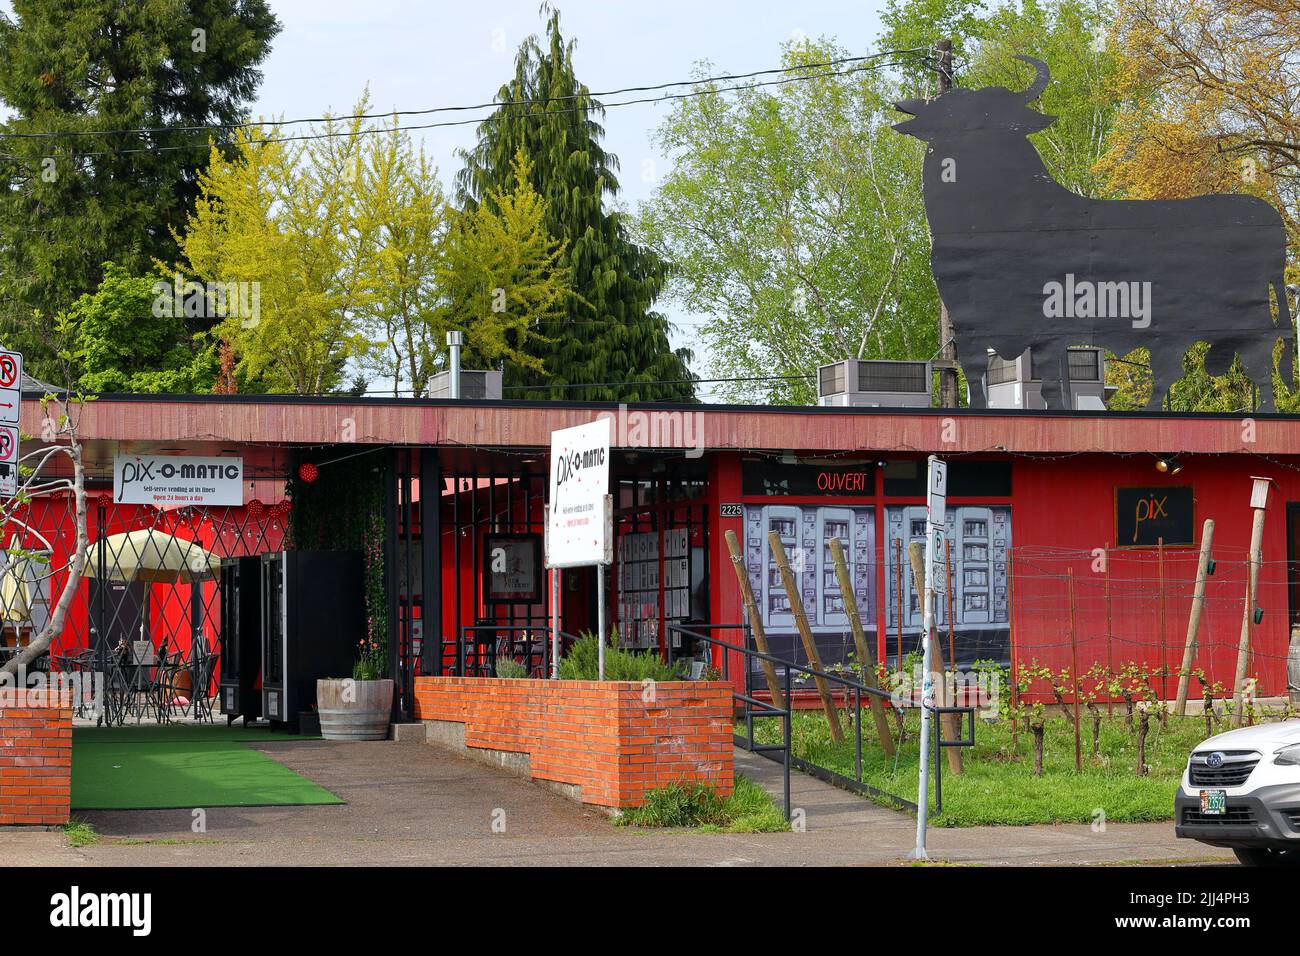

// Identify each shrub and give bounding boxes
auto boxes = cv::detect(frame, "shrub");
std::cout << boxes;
[616,775,789,832]
[495,657,528,679]
[558,632,685,682]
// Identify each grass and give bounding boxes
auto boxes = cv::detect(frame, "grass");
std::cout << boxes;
[63,817,98,848]
[746,706,1231,827]
[616,774,790,833]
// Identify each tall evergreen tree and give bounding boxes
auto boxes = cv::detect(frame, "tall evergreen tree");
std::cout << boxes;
[0,0,281,378]
[456,7,695,402]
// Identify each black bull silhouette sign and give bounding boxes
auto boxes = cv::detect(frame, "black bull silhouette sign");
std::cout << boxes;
[893,56,1292,410]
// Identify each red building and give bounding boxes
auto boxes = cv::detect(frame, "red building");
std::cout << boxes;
[13,391,1300,715]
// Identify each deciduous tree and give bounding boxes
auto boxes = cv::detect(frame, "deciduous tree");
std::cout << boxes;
[0,0,280,378]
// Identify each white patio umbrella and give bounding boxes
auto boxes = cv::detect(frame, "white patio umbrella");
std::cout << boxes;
[89,529,221,584]
[0,559,32,621]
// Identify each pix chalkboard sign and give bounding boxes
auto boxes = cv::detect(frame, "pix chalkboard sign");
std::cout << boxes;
[1115,487,1194,547]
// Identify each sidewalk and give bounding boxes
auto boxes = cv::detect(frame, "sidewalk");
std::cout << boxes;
[7,738,1234,867]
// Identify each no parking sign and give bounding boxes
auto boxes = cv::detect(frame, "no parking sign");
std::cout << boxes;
[0,424,17,496]
[0,347,20,426]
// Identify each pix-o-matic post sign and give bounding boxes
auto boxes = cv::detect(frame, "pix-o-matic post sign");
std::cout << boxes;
[114,454,244,507]
[546,418,612,677]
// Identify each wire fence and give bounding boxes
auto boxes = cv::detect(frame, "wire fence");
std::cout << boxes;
[1006,545,1297,705]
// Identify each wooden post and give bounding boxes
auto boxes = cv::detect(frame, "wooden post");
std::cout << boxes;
[934,38,958,410]
[1104,542,1113,717]
[944,536,955,676]
[908,541,962,775]
[1174,519,1215,716]
[829,538,894,755]
[1009,545,1019,748]
[893,537,904,673]
[1068,568,1082,773]
[1231,479,1271,727]
[723,530,785,711]
[1158,537,1167,699]
[769,531,843,741]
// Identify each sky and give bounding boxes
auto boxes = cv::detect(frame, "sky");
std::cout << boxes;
[248,0,895,398]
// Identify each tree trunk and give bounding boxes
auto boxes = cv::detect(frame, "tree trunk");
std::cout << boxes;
[2,426,88,676]
[1032,722,1045,777]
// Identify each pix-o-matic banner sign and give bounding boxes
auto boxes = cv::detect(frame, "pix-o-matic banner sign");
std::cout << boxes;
[893,57,1291,409]
[547,418,610,568]
[114,454,244,507]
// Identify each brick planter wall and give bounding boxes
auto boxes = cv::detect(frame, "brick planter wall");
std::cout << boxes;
[0,688,73,826]
[413,677,734,808]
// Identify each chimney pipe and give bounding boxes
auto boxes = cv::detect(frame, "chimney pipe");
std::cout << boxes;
[446,330,463,399]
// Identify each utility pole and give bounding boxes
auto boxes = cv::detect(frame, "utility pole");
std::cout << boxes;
[933,39,959,409]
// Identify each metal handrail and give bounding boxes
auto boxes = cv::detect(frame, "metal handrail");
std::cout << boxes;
[667,621,959,816]
[669,622,895,702]
[664,623,793,819]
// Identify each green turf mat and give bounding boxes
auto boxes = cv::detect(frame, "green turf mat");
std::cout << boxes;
[72,725,341,810]
[74,724,318,745]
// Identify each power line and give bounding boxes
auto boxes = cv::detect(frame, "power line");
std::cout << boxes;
[0,57,917,162]
[360,373,814,396]
[0,48,929,143]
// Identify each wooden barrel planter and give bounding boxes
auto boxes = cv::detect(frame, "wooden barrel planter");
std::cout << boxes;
[316,678,394,741]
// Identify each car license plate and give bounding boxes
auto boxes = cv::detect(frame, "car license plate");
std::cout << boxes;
[1200,789,1226,815]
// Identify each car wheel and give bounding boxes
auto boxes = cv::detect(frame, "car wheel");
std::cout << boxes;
[1233,847,1299,867]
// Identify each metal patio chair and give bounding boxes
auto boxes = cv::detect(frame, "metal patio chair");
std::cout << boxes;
[186,650,219,722]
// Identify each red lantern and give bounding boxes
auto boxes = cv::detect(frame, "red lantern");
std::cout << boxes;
[298,462,319,483]
[247,499,265,519]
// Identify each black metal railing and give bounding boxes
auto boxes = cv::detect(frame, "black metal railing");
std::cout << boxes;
[453,624,580,679]
[667,623,793,818]
[668,622,977,818]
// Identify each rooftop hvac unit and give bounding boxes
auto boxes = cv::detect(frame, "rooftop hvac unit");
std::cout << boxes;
[984,347,1109,410]
[427,369,503,400]
[816,359,933,408]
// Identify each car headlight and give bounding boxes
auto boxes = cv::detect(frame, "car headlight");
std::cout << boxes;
[1274,743,1300,766]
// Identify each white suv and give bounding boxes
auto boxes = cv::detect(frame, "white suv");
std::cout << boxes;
[1175,719,1300,865]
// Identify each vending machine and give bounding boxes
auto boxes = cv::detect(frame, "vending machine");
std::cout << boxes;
[743,504,875,667]
[260,550,366,732]
[885,505,1011,666]
[218,556,263,724]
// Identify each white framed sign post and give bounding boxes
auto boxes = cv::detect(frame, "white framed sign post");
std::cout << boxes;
[546,419,613,678]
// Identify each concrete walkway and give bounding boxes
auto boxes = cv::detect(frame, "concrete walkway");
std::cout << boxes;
[4,738,1235,867]
[733,747,1233,865]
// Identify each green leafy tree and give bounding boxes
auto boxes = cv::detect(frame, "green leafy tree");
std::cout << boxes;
[354,122,450,397]
[175,110,376,395]
[439,149,574,383]
[0,0,280,377]
[455,7,694,402]
[638,40,938,404]
[63,263,217,394]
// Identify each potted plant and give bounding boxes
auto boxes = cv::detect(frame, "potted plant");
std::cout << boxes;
[316,637,393,741]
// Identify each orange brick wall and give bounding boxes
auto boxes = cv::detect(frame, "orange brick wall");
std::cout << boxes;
[0,688,73,826]
[413,677,734,808]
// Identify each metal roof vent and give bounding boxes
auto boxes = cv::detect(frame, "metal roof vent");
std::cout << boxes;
[985,347,1109,410]
[816,359,933,408]
[427,369,502,400]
